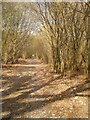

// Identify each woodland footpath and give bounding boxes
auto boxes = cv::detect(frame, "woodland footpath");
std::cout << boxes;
[1,59,89,118]
[1,2,90,119]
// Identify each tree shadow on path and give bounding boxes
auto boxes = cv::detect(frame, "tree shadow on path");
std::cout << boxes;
[2,80,90,119]
[2,59,90,119]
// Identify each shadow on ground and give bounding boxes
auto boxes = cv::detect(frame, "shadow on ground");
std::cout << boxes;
[2,76,90,119]
[2,60,90,119]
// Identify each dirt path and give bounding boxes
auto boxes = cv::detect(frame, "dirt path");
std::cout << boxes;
[1,59,89,119]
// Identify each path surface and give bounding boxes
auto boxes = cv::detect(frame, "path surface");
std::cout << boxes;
[1,59,89,118]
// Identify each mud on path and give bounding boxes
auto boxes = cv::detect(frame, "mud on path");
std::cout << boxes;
[1,59,89,119]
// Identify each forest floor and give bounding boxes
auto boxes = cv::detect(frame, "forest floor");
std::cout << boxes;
[1,59,90,119]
